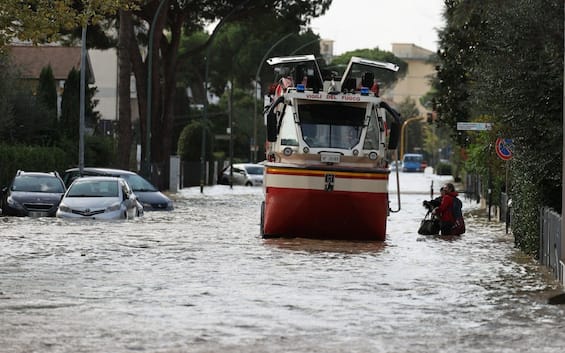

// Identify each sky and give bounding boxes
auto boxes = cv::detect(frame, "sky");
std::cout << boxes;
[309,0,446,55]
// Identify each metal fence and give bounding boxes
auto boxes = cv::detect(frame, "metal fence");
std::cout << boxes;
[181,160,227,187]
[500,192,511,234]
[539,207,563,285]
[466,173,563,286]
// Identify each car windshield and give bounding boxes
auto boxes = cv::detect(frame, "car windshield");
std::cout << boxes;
[67,180,119,197]
[12,175,65,193]
[404,155,423,162]
[245,166,264,175]
[121,174,158,192]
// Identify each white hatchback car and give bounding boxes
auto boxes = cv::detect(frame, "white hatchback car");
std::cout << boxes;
[218,163,264,186]
[56,176,143,220]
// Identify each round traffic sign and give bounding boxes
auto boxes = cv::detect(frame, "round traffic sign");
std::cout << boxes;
[495,137,513,160]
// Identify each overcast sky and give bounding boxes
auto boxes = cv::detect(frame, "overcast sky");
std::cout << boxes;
[309,0,445,55]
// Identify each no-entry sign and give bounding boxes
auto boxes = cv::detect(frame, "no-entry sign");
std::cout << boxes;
[495,137,513,160]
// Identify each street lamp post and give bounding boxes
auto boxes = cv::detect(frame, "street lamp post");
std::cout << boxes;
[399,116,426,160]
[79,23,87,175]
[144,0,168,179]
[252,33,294,163]
[200,47,209,193]
[226,81,233,189]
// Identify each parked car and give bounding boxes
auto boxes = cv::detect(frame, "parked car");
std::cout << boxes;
[1,170,66,217]
[62,168,173,211]
[420,160,428,170]
[389,160,402,171]
[57,176,143,220]
[217,163,264,186]
[402,153,424,172]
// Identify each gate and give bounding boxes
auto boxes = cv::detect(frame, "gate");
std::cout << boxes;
[539,207,563,285]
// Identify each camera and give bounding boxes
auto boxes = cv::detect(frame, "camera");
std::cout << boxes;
[422,200,434,211]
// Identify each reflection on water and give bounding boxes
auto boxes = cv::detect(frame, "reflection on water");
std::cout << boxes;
[1,176,565,353]
[264,238,387,254]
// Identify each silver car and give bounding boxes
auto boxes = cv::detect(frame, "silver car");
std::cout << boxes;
[218,163,264,186]
[62,168,173,211]
[56,176,143,220]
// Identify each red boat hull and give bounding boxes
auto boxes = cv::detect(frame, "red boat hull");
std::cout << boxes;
[262,166,389,241]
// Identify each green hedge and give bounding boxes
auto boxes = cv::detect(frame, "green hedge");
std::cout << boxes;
[435,161,452,176]
[0,144,72,187]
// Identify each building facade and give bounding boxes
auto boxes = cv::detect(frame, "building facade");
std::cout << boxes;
[389,43,436,114]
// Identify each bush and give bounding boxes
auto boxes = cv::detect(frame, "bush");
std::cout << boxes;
[435,161,452,175]
[0,144,72,187]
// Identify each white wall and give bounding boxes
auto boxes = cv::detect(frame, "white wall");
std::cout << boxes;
[89,49,118,121]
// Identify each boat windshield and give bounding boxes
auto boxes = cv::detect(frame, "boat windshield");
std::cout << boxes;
[363,115,381,150]
[298,103,365,149]
[279,113,299,146]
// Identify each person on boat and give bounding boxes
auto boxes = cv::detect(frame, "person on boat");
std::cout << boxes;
[370,80,380,95]
[432,183,465,235]
[274,67,294,97]
[357,72,380,95]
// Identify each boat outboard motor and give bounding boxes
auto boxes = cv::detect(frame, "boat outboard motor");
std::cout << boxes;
[380,101,401,150]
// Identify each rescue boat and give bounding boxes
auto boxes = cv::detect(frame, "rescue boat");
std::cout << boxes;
[260,55,402,241]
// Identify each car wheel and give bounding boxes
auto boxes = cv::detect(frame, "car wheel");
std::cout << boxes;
[245,181,253,186]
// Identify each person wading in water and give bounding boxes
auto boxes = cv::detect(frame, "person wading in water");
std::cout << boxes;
[433,183,465,235]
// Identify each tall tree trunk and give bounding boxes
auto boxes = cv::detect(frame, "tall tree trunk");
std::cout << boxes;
[129,34,146,172]
[152,14,185,189]
[117,9,133,170]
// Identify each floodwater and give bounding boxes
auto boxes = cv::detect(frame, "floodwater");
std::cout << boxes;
[1,172,564,353]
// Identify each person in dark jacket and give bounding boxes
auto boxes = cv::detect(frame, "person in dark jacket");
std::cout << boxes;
[433,183,465,235]
[423,187,445,212]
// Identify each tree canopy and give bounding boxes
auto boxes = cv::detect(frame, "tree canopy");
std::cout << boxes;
[0,0,138,49]
[435,0,564,255]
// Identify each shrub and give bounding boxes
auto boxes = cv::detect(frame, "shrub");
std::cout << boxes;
[435,161,452,175]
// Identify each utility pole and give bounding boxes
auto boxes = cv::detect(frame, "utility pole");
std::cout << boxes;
[252,33,294,163]
[399,116,426,160]
[144,0,168,179]
[79,23,86,175]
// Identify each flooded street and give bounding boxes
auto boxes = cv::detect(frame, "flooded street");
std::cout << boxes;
[1,172,564,353]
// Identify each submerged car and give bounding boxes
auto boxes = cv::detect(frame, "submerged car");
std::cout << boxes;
[217,163,264,186]
[56,176,143,220]
[1,171,66,217]
[62,168,173,211]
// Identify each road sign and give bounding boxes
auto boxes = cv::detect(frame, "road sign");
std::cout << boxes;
[457,122,493,131]
[495,137,513,160]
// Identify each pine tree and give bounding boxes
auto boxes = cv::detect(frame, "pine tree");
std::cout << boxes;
[60,68,80,141]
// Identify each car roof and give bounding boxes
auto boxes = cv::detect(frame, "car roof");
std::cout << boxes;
[233,163,264,168]
[16,171,60,177]
[71,176,124,183]
[65,167,137,176]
